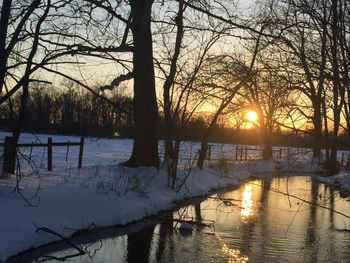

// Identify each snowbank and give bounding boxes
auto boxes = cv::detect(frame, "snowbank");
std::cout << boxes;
[0,132,316,262]
[247,159,315,174]
[0,162,251,262]
[318,172,350,193]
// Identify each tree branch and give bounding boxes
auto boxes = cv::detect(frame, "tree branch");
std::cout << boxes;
[100,72,134,91]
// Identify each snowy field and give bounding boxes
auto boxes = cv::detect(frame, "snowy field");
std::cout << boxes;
[0,131,347,262]
[0,131,316,174]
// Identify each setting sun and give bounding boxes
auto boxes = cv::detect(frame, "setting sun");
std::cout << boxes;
[246,111,258,122]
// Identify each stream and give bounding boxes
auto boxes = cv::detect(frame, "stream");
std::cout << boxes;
[9,175,350,263]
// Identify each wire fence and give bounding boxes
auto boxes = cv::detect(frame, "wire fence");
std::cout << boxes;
[0,136,84,174]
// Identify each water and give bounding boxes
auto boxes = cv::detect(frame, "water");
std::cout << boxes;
[10,175,350,262]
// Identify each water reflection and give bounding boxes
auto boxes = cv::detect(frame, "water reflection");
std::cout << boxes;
[222,244,249,263]
[154,214,173,262]
[11,176,350,263]
[127,224,155,262]
[240,185,254,222]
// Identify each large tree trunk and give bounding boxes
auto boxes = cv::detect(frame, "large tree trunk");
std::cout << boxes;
[312,102,322,159]
[259,118,272,160]
[321,93,330,162]
[261,131,272,160]
[0,0,12,94]
[328,0,341,175]
[125,0,159,168]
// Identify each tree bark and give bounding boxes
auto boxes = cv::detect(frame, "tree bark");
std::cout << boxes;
[125,0,159,168]
[163,0,184,182]
[261,129,273,160]
[0,0,12,94]
[312,100,322,159]
[328,0,341,174]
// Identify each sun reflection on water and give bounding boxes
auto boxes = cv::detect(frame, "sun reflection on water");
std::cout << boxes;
[222,243,249,263]
[240,185,254,222]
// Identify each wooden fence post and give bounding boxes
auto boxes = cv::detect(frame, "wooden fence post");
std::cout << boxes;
[244,146,248,160]
[48,138,52,171]
[65,143,70,162]
[78,136,84,169]
[2,136,16,174]
[235,146,239,160]
[279,148,282,160]
[240,146,243,161]
[207,144,211,160]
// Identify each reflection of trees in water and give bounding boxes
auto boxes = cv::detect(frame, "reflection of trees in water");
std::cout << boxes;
[329,187,334,227]
[257,177,271,263]
[128,180,348,263]
[306,177,318,244]
[12,224,104,263]
[126,213,183,263]
[304,176,319,263]
[15,177,350,263]
[156,214,174,262]
[127,225,155,263]
[260,176,272,204]
[195,203,202,222]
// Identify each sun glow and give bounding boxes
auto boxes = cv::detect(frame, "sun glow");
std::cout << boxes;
[222,244,249,263]
[240,185,254,222]
[246,111,258,122]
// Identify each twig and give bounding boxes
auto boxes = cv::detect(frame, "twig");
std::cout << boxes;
[284,200,304,239]
[36,226,86,261]
[176,153,198,193]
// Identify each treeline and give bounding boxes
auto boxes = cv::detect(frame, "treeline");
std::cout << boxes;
[0,82,133,137]
[1,80,343,150]
[158,125,350,150]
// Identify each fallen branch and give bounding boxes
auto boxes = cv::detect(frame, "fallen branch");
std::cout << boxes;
[36,226,86,261]
[209,196,241,206]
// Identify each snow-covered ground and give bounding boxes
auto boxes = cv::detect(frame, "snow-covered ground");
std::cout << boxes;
[318,172,350,194]
[0,132,342,262]
[0,163,252,262]
[0,132,316,172]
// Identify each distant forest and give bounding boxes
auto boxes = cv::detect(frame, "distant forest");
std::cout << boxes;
[0,81,133,138]
[1,81,348,149]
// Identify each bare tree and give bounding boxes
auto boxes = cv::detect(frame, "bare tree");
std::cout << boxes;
[259,0,350,173]
[196,25,265,167]
[0,0,12,95]
[241,61,293,159]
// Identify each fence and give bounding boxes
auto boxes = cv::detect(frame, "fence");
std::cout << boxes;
[340,152,350,169]
[1,136,84,174]
[184,145,311,162]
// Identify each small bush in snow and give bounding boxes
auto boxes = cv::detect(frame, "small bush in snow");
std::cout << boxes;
[92,165,153,198]
[217,157,229,177]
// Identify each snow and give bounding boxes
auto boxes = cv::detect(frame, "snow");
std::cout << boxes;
[318,172,350,193]
[0,163,251,262]
[0,132,322,262]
